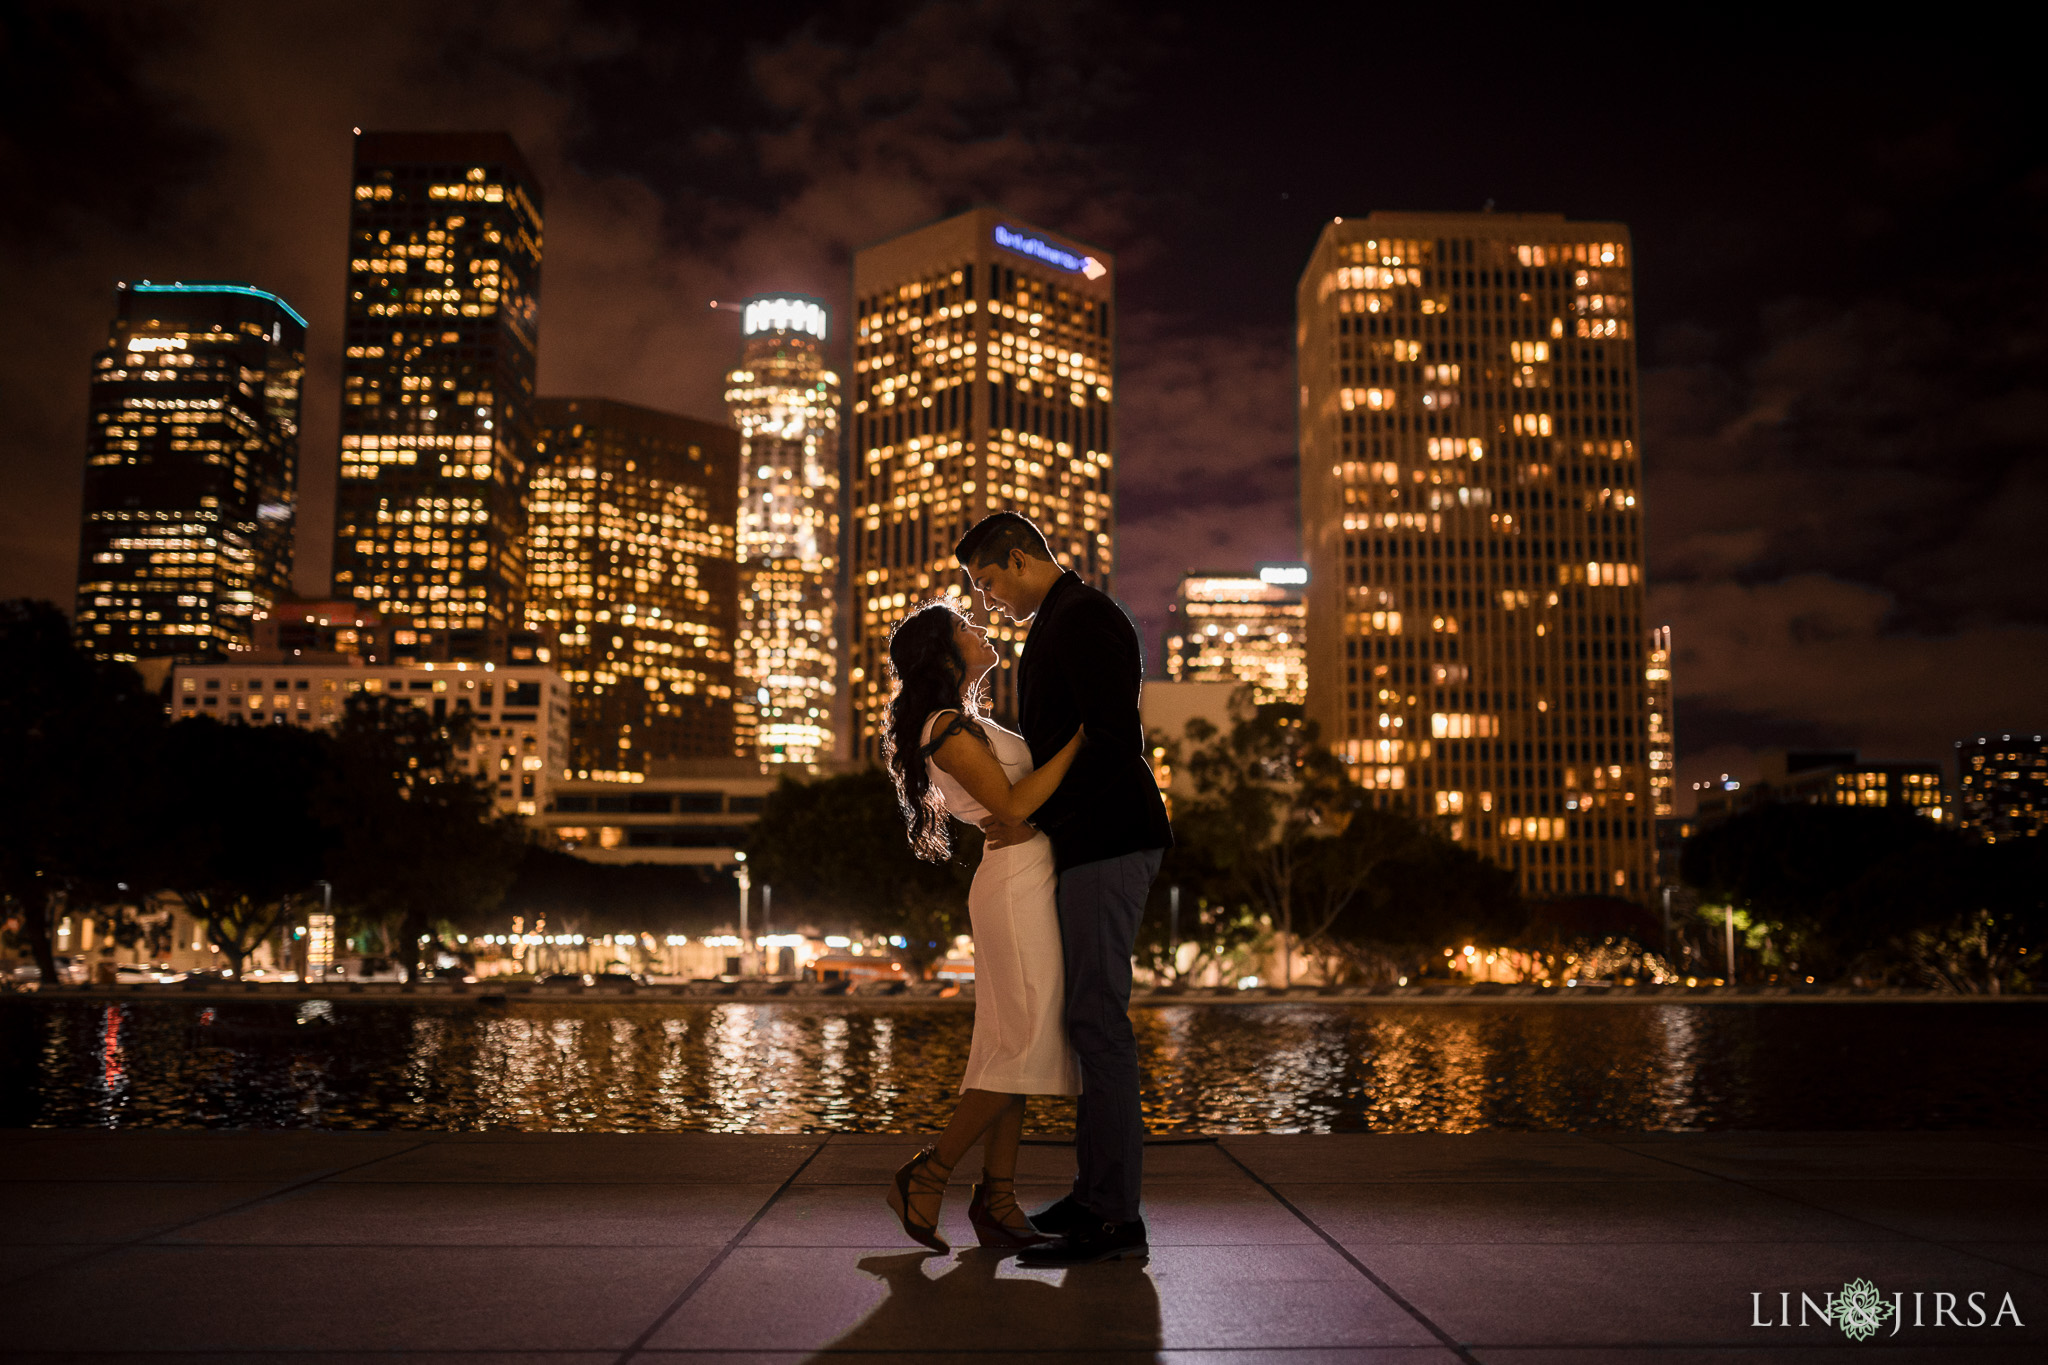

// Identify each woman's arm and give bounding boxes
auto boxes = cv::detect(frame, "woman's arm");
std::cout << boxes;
[931,717,1083,827]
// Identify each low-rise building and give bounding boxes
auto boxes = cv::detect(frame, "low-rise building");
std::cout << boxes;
[531,758,776,865]
[168,655,568,818]
[1695,749,1947,826]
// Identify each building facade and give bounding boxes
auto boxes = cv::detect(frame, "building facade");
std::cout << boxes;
[1298,211,1653,900]
[848,208,1116,756]
[253,599,390,660]
[531,761,775,866]
[76,280,305,662]
[170,657,568,818]
[252,597,553,668]
[331,130,543,644]
[1694,749,1948,824]
[1162,567,1308,705]
[724,297,842,764]
[528,397,740,780]
[1954,733,2045,842]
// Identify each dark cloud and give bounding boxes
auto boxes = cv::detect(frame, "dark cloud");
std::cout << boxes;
[3,2,2042,800]
[1637,112,2048,801]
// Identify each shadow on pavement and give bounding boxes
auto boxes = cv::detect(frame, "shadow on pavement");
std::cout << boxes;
[805,1247,1164,1360]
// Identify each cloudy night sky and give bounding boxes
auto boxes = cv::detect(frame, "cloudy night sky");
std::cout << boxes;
[3,3,2043,810]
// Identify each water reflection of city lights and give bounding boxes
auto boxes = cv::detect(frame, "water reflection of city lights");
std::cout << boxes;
[11,1001,2042,1134]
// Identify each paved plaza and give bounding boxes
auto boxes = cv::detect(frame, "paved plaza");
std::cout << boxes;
[1,1128,2043,1362]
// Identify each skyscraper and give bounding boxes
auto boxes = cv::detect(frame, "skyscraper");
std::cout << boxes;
[527,397,739,779]
[1955,733,2046,843]
[77,280,305,662]
[849,208,1116,757]
[724,296,841,764]
[1297,211,1653,900]
[332,131,542,649]
[1163,567,1308,705]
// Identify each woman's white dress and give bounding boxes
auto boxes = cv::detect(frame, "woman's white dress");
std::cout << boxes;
[923,712,1081,1096]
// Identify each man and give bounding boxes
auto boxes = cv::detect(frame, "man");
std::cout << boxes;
[954,511,1171,1266]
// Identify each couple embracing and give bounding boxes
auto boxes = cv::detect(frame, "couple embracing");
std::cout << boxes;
[880,511,1171,1267]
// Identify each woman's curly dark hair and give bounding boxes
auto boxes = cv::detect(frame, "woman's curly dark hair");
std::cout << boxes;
[884,601,984,861]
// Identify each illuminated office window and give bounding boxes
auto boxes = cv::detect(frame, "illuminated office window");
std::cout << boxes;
[331,131,543,647]
[76,280,305,663]
[848,209,1116,758]
[1298,212,1652,900]
[725,297,842,765]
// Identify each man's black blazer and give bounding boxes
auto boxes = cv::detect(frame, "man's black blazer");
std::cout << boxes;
[1017,570,1172,872]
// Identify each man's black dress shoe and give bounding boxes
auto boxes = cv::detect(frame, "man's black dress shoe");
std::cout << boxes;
[1016,1216,1148,1266]
[1027,1194,1094,1237]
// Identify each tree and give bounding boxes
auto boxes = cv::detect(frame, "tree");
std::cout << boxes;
[1176,693,1357,986]
[148,716,332,976]
[1161,691,1525,986]
[1137,837,1267,987]
[0,600,164,983]
[1320,819,1525,980]
[1517,895,1666,984]
[1680,802,2044,988]
[743,768,975,976]
[315,694,524,981]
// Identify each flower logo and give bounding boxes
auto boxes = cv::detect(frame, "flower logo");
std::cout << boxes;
[1835,1278,1895,1341]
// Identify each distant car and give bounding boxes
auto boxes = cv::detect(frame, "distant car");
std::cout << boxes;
[112,963,184,984]
[540,972,592,987]
[589,971,643,988]
[9,956,88,985]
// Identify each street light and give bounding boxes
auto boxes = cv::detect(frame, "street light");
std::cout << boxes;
[311,881,333,981]
[733,852,751,975]
[1168,885,1180,985]
[1725,903,1737,985]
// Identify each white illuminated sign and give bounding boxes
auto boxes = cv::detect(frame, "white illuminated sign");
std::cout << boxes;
[127,336,186,353]
[743,297,828,339]
[994,225,1107,280]
[1260,565,1308,585]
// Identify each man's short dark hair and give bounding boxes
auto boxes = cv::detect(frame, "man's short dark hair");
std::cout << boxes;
[954,511,1053,569]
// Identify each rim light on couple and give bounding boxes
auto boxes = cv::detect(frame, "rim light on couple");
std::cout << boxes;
[880,511,1172,1267]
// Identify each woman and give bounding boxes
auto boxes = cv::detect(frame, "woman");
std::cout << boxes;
[881,600,1084,1252]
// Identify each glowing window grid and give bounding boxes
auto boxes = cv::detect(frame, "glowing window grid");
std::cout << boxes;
[1297,212,1652,901]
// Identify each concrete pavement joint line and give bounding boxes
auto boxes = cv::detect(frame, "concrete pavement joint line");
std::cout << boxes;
[1215,1142,1482,1365]
[1581,1131,2048,1276]
[0,1135,437,1291]
[613,1135,828,1364]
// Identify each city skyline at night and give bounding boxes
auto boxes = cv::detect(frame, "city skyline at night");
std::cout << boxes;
[6,6,2042,816]
[7,17,2044,1347]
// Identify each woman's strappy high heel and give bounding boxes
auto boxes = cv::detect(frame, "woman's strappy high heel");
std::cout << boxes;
[968,1174,1047,1248]
[887,1145,951,1252]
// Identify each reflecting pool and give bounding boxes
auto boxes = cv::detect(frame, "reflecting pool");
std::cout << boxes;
[2,999,2039,1132]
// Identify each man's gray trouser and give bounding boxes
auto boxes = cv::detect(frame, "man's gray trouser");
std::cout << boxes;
[1055,846,1163,1225]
